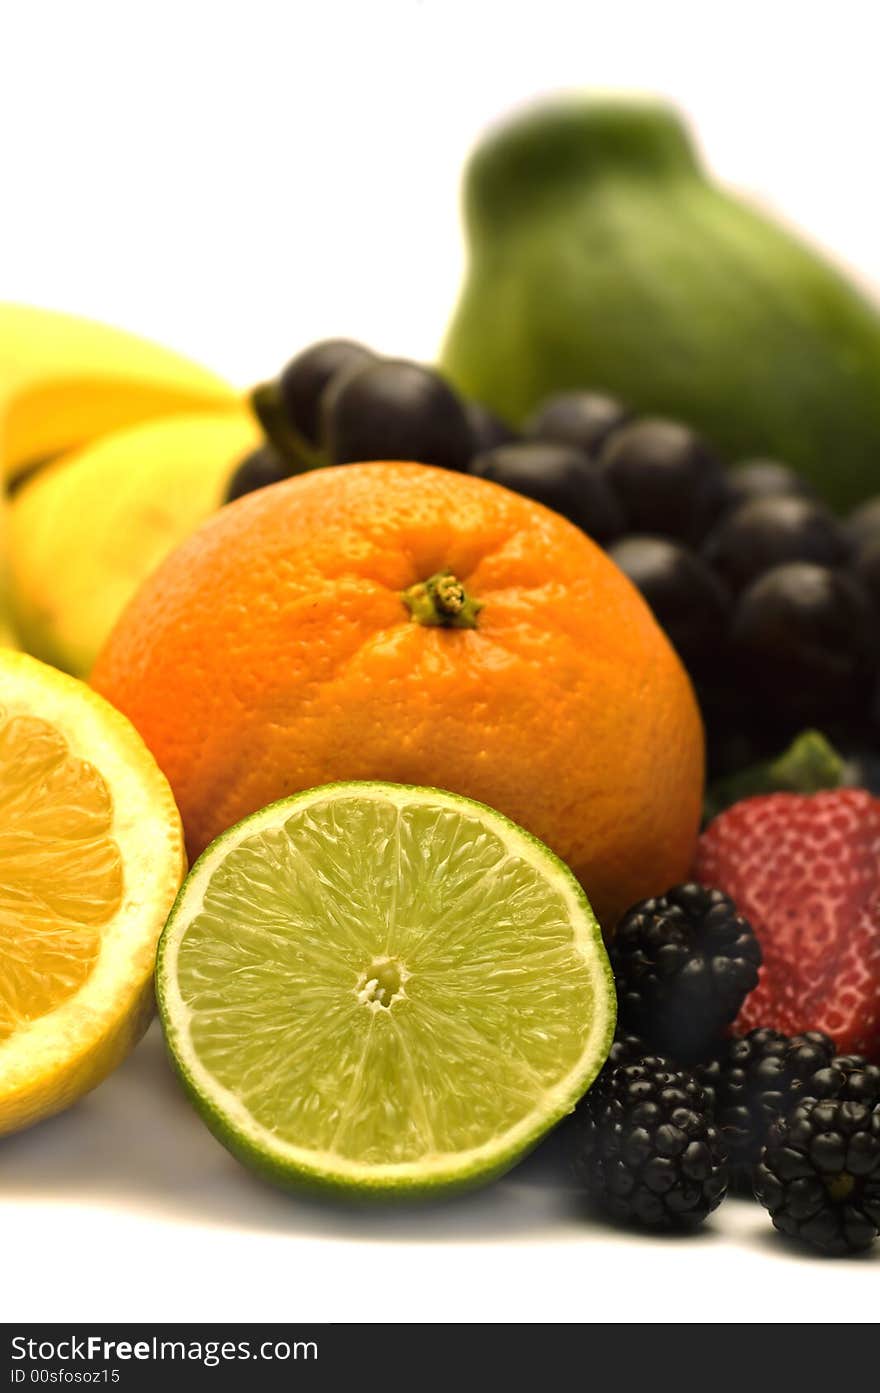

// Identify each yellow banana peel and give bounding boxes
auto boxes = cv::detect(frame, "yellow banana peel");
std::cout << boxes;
[9,408,262,675]
[0,304,240,483]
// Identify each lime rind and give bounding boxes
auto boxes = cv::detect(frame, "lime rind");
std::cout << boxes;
[157,781,615,1198]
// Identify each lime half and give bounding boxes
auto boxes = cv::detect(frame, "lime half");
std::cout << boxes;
[157,782,615,1197]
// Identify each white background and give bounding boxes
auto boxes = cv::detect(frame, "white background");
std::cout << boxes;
[3,0,880,382]
[2,0,880,1324]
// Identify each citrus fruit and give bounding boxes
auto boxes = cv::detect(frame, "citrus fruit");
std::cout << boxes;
[0,650,185,1135]
[93,461,704,928]
[9,409,260,676]
[157,781,615,1196]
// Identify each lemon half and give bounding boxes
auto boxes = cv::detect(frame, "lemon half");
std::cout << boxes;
[0,650,185,1134]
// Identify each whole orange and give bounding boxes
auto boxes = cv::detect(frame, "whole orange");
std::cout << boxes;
[92,462,703,927]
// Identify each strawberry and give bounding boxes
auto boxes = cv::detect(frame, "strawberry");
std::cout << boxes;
[694,789,880,1060]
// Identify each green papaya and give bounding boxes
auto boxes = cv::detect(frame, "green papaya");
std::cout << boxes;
[441,97,880,511]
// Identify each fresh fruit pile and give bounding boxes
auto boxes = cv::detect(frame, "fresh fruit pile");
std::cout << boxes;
[572,786,880,1256]
[2,90,880,1274]
[81,341,877,1252]
[3,312,705,1203]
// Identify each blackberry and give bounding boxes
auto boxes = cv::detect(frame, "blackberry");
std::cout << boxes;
[562,1033,647,1142]
[610,884,762,1061]
[755,1096,880,1255]
[696,1028,836,1180]
[605,1033,648,1071]
[800,1053,880,1108]
[574,1054,728,1228]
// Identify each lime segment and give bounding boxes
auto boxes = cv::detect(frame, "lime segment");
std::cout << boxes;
[157,782,615,1196]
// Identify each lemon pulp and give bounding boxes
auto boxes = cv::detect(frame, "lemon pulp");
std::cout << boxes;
[0,710,122,1039]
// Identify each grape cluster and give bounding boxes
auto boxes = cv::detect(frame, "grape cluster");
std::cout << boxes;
[228,341,880,777]
[229,340,489,495]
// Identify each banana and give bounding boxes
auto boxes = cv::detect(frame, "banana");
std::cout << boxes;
[0,304,239,483]
[9,409,261,675]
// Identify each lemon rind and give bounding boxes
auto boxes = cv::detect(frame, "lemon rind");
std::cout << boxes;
[0,651,185,1130]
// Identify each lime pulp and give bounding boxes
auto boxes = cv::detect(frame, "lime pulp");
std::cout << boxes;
[157,782,615,1197]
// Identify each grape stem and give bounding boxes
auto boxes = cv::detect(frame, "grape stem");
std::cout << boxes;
[402,571,483,628]
[250,381,324,474]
